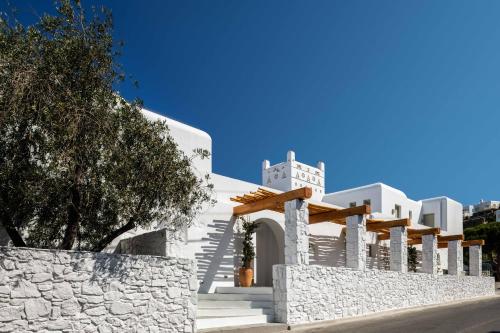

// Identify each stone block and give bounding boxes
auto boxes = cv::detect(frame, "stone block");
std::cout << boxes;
[110,301,133,315]
[11,281,41,298]
[52,282,74,300]
[24,298,51,320]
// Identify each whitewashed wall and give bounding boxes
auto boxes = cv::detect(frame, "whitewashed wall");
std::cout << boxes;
[0,247,197,333]
[273,264,495,325]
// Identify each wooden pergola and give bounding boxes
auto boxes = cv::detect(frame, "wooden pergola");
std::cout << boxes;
[231,186,484,246]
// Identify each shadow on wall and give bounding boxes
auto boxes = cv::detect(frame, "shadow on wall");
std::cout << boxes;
[196,218,236,293]
[309,234,346,267]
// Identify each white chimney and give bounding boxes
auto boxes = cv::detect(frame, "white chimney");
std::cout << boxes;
[287,150,295,162]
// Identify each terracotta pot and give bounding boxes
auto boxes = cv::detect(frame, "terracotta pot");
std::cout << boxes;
[238,267,253,287]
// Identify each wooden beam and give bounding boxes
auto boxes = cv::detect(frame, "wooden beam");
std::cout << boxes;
[462,240,485,247]
[233,187,313,216]
[407,228,440,236]
[408,239,422,245]
[377,233,390,241]
[309,205,371,224]
[438,234,464,242]
[366,219,385,223]
[438,243,448,249]
[366,218,410,232]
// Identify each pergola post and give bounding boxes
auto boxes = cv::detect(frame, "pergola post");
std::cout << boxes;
[422,234,438,274]
[346,214,366,270]
[447,240,463,276]
[469,245,482,277]
[390,226,408,273]
[284,199,309,265]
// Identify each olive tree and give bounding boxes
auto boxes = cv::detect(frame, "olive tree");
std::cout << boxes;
[0,0,214,251]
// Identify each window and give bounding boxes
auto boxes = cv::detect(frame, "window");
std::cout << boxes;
[409,210,413,221]
[422,213,435,227]
[394,204,401,218]
[363,199,371,206]
[349,202,356,208]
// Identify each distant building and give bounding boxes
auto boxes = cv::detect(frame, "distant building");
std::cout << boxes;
[463,205,474,218]
[496,210,500,222]
[474,200,500,214]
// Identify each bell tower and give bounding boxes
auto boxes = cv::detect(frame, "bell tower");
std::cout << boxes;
[262,151,325,201]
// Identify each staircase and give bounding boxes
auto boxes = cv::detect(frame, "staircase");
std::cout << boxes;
[197,287,274,330]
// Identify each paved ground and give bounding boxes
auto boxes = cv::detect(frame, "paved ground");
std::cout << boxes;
[290,296,500,333]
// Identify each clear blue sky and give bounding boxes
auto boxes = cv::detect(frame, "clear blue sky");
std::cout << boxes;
[10,1,500,205]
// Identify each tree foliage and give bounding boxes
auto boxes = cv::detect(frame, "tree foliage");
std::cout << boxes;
[464,223,500,279]
[0,0,213,251]
[407,246,418,272]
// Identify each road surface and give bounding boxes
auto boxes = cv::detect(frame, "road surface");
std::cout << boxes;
[292,296,500,333]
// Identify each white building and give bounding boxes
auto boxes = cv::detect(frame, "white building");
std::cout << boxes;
[0,109,488,329]
[473,200,500,213]
[463,205,474,218]
[106,110,464,291]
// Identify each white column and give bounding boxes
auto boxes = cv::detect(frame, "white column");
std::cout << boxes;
[447,240,463,276]
[390,226,408,273]
[346,215,366,270]
[469,245,482,277]
[284,199,309,265]
[422,234,438,274]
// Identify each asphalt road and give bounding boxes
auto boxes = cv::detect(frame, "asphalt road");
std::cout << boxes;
[292,296,500,333]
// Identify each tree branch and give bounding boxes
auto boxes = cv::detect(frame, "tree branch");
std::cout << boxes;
[91,219,136,252]
[91,197,146,252]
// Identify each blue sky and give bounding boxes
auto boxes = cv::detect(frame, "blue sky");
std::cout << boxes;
[10,1,500,205]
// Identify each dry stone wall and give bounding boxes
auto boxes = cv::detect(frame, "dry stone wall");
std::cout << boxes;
[273,264,495,325]
[0,247,197,332]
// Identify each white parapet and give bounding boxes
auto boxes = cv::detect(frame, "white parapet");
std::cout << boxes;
[346,215,367,270]
[284,199,309,265]
[390,226,408,273]
[272,264,495,325]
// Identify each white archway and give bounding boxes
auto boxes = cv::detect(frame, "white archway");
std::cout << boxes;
[254,218,285,287]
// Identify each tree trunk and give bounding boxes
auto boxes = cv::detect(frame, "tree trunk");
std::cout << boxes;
[61,166,82,250]
[0,210,27,247]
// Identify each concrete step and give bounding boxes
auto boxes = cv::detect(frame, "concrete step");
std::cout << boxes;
[197,315,274,330]
[198,323,287,333]
[198,293,273,302]
[215,287,273,295]
[198,300,273,309]
[198,308,274,318]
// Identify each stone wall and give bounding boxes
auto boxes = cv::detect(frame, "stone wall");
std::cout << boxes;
[0,247,197,332]
[273,264,495,325]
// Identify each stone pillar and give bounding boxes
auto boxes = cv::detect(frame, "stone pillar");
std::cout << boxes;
[346,215,366,270]
[447,240,463,276]
[469,245,482,277]
[284,199,309,265]
[422,234,438,274]
[390,226,408,273]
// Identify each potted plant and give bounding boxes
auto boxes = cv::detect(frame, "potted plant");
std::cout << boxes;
[238,217,258,287]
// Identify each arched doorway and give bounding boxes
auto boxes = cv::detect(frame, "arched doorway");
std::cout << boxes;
[255,219,284,287]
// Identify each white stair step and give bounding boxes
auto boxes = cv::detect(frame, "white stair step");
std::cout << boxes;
[197,315,274,330]
[197,308,273,317]
[198,293,273,301]
[198,300,273,309]
[215,287,273,295]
